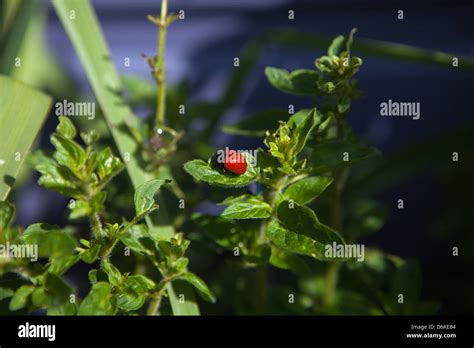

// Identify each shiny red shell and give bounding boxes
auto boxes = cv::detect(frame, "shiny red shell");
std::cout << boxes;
[223,150,247,175]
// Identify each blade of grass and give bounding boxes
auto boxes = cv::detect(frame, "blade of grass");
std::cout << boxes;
[262,29,474,70]
[0,0,40,74]
[1,0,77,97]
[204,28,474,138]
[51,0,200,315]
[0,75,52,200]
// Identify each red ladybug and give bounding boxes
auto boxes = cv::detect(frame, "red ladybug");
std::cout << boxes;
[211,148,247,175]
[224,150,247,175]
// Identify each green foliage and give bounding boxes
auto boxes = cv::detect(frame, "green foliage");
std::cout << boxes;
[0,9,447,316]
[0,75,52,200]
[51,0,201,315]
[9,285,34,311]
[179,28,439,316]
[265,68,320,96]
[0,201,15,230]
[282,176,333,205]
[222,109,289,137]
[177,272,216,303]
[309,139,380,174]
[30,116,124,220]
[184,155,258,188]
[78,282,117,315]
[134,179,170,216]
[220,195,272,219]
[0,114,214,316]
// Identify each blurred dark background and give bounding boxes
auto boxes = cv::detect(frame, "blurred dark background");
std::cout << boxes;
[10,0,474,314]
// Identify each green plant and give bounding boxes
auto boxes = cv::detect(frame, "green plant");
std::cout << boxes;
[3,0,465,316]
[0,116,214,315]
[185,30,437,315]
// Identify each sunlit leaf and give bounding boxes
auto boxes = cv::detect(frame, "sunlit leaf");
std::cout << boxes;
[0,75,52,200]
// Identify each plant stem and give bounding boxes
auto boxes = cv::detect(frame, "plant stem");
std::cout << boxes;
[255,176,288,314]
[323,167,349,306]
[100,238,119,260]
[90,212,104,241]
[322,116,351,307]
[147,295,163,316]
[147,277,170,316]
[155,0,168,126]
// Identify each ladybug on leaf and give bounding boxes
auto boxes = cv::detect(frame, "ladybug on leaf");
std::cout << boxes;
[211,148,247,175]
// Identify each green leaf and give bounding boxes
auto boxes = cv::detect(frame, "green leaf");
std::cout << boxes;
[283,176,333,205]
[77,282,116,315]
[184,156,258,188]
[101,260,122,288]
[292,108,318,155]
[0,75,52,200]
[192,214,251,251]
[96,147,124,184]
[310,139,380,173]
[345,28,358,54]
[267,220,324,259]
[221,196,272,219]
[41,272,73,306]
[88,269,98,284]
[117,276,155,311]
[119,224,151,255]
[175,258,189,273]
[9,285,34,311]
[265,67,293,94]
[78,242,100,264]
[0,200,15,230]
[134,179,170,216]
[277,201,344,246]
[56,116,77,139]
[148,224,175,241]
[48,255,79,276]
[29,150,82,196]
[0,287,15,301]
[177,272,216,303]
[117,275,156,312]
[69,199,91,219]
[222,109,289,137]
[117,292,145,312]
[337,97,351,114]
[269,246,311,276]
[265,67,319,96]
[47,302,77,315]
[51,133,86,175]
[124,275,156,293]
[287,109,313,128]
[22,226,77,274]
[328,35,345,56]
[80,129,100,146]
[158,239,187,260]
[266,201,345,260]
[22,223,76,259]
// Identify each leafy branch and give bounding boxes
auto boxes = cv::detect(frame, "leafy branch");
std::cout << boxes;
[184,29,380,313]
